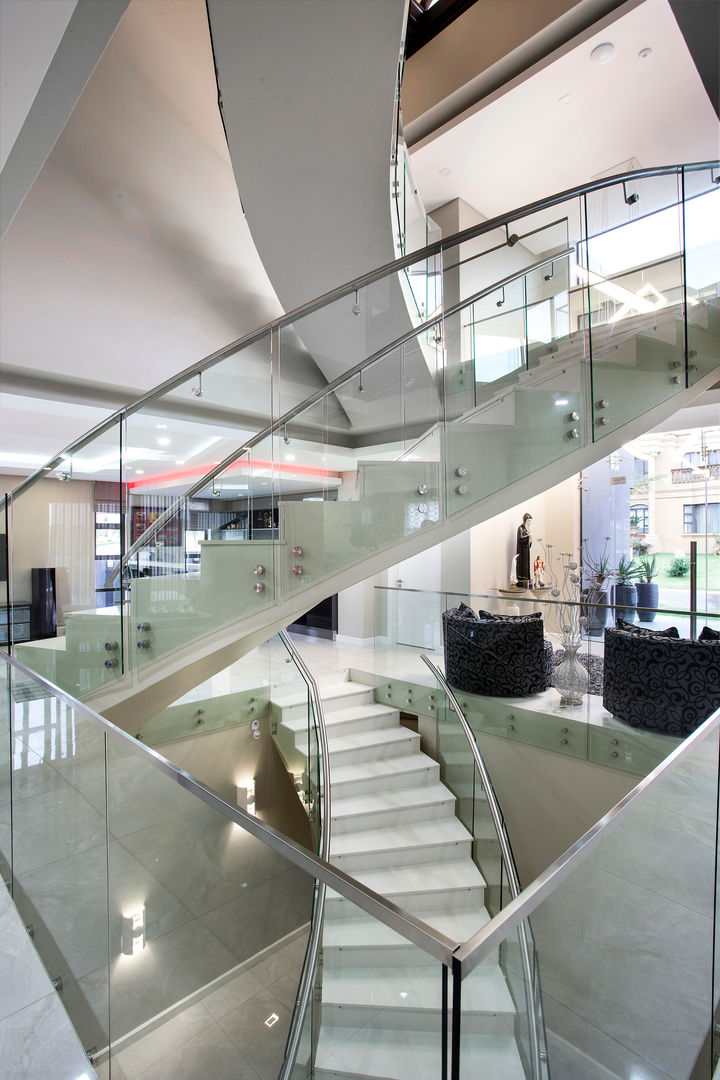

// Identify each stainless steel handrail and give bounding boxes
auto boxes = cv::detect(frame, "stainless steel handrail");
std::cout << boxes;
[5,160,716,504]
[277,629,331,1080]
[107,247,572,582]
[0,649,456,966]
[455,703,720,979]
[420,655,542,1079]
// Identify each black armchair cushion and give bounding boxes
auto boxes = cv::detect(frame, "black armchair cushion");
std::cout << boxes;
[443,607,553,697]
[603,627,720,736]
[699,625,720,642]
[615,617,679,638]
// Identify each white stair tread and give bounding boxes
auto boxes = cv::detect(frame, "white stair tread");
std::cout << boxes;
[330,753,438,787]
[329,859,485,899]
[330,817,471,858]
[331,783,455,821]
[272,679,372,709]
[322,965,515,1015]
[323,908,491,950]
[315,1028,525,1079]
[284,702,398,735]
[328,727,418,755]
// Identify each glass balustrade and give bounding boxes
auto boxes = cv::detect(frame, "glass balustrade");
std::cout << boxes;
[456,708,720,1079]
[0,649,461,1080]
[2,623,720,1077]
[2,165,718,700]
[684,164,720,388]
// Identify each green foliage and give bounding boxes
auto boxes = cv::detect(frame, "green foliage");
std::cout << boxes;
[583,539,612,586]
[632,540,650,557]
[639,556,657,582]
[614,555,642,586]
[667,556,690,578]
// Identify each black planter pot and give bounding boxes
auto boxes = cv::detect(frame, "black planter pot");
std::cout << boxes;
[613,583,637,624]
[635,581,659,623]
[585,586,610,636]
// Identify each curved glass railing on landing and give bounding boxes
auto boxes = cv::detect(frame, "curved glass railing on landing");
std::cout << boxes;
[2,163,719,699]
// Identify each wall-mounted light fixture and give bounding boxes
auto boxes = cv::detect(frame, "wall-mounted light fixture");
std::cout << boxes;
[237,780,256,813]
[121,907,146,956]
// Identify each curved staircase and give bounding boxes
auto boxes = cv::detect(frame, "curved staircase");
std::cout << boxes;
[273,676,527,1079]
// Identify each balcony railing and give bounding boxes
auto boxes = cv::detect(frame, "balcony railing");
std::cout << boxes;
[672,464,720,484]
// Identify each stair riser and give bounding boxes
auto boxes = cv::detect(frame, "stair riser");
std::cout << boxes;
[319,1004,516,1035]
[331,799,456,834]
[293,710,399,741]
[325,885,485,917]
[330,763,440,798]
[331,838,471,872]
[328,735,421,767]
[322,945,500,969]
[276,689,375,723]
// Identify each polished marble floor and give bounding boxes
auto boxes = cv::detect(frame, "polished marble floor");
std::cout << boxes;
[0,876,99,1080]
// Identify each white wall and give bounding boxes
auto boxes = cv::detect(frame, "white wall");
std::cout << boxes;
[0,473,94,620]
[470,475,579,596]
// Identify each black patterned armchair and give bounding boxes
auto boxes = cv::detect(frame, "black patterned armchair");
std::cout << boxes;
[603,627,720,736]
[443,605,553,697]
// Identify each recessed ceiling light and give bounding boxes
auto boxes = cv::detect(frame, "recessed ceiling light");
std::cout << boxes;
[285,453,296,461]
[157,437,170,446]
[135,469,144,475]
[558,92,572,106]
[156,423,167,429]
[638,47,652,60]
[438,166,452,176]
[264,1013,279,1028]
[175,460,185,465]
[590,42,615,65]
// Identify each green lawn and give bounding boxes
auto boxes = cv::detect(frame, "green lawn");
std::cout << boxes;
[650,551,720,591]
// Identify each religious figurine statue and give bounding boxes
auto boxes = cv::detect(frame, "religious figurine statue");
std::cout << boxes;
[516,513,533,588]
[533,555,546,588]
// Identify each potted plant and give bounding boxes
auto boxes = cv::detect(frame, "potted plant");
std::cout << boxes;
[635,556,658,623]
[582,539,612,636]
[613,555,642,623]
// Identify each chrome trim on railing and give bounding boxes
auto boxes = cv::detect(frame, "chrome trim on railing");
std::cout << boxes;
[109,248,573,580]
[277,629,331,1080]
[420,655,542,1080]
[6,161,717,505]
[455,703,720,980]
[0,649,457,967]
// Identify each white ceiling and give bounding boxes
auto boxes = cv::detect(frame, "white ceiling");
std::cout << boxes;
[410,0,720,220]
[1,0,718,491]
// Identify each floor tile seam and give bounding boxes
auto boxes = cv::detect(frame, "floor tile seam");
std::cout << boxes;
[105,929,310,1067]
[0,985,60,1026]
[585,859,717,922]
[540,990,678,1080]
[11,834,110,880]
[131,1013,265,1080]
[116,1000,219,1077]
[111,833,198,926]
[0,980,56,1026]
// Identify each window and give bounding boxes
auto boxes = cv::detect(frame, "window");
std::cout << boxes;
[95,510,121,556]
[684,503,720,534]
[634,457,648,479]
[630,504,648,532]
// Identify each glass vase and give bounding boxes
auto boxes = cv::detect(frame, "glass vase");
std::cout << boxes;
[553,639,589,707]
